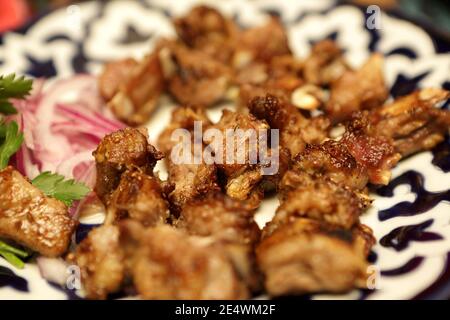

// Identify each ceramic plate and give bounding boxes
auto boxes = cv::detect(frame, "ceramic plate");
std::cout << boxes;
[0,0,449,300]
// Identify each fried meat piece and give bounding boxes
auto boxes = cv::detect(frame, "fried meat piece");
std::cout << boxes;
[158,107,219,213]
[302,39,350,86]
[174,5,239,63]
[342,112,401,185]
[93,127,164,203]
[256,218,375,296]
[249,94,329,158]
[271,170,369,231]
[98,58,138,101]
[326,54,388,124]
[233,17,291,68]
[0,166,76,257]
[105,169,170,227]
[120,221,249,299]
[161,41,232,107]
[176,193,260,244]
[167,161,219,214]
[100,53,165,126]
[370,89,450,157]
[176,193,262,291]
[293,139,369,190]
[67,225,124,300]
[204,110,270,204]
[157,106,211,156]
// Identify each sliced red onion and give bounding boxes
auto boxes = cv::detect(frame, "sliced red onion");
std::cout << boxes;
[10,74,125,193]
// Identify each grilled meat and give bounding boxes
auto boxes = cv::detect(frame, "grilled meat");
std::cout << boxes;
[0,166,76,257]
[93,127,163,203]
[119,221,249,299]
[105,169,171,227]
[326,54,388,124]
[256,218,375,296]
[67,224,124,300]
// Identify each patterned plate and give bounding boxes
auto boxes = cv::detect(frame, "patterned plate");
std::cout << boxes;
[0,0,449,300]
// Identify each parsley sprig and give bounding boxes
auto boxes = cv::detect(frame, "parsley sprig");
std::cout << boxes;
[0,74,33,115]
[32,172,90,207]
[0,121,24,170]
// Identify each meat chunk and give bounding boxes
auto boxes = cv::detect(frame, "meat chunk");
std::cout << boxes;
[0,166,76,257]
[233,17,291,67]
[204,110,271,205]
[370,88,450,157]
[157,106,211,156]
[158,106,219,213]
[271,170,369,231]
[293,139,369,191]
[167,161,219,214]
[177,193,259,245]
[174,5,239,63]
[249,94,329,158]
[342,112,401,185]
[326,54,388,124]
[67,225,124,299]
[256,218,375,296]
[93,127,164,203]
[302,40,350,86]
[105,169,170,227]
[176,193,262,291]
[98,58,138,101]
[100,53,165,125]
[161,41,232,107]
[120,221,249,299]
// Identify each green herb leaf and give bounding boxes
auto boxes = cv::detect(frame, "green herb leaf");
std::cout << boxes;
[0,74,33,100]
[32,171,90,207]
[0,240,29,258]
[0,121,23,170]
[0,99,18,115]
[0,250,25,269]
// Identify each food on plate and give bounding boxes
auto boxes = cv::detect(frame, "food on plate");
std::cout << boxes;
[1,5,450,301]
[93,127,163,203]
[256,218,375,296]
[0,166,76,257]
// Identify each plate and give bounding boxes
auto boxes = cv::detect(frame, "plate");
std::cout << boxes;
[0,0,450,300]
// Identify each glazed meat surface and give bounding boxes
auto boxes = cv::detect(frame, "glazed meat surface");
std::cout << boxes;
[99,53,165,126]
[93,127,163,203]
[157,106,211,156]
[158,106,220,213]
[174,5,239,64]
[326,54,388,124]
[161,41,232,107]
[342,112,401,185]
[256,218,375,296]
[176,193,262,291]
[176,192,260,245]
[67,224,124,300]
[302,39,350,86]
[120,221,249,299]
[370,88,450,157]
[293,139,369,191]
[0,166,76,257]
[105,169,171,227]
[167,161,219,214]
[272,170,369,231]
[204,110,270,205]
[249,94,329,158]
[234,17,291,67]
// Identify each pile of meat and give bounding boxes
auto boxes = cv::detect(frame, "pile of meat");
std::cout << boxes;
[1,6,450,299]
